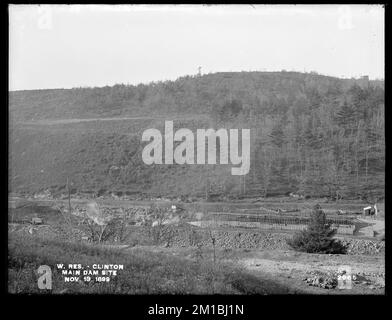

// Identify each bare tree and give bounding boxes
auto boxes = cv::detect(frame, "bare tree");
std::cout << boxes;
[147,205,176,246]
[205,212,218,265]
[53,202,72,226]
[85,201,113,243]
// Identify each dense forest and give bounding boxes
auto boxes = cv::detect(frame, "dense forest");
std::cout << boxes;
[9,72,385,200]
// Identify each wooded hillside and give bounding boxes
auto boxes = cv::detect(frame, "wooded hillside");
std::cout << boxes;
[9,72,385,200]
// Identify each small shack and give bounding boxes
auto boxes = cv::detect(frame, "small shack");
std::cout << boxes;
[363,204,378,217]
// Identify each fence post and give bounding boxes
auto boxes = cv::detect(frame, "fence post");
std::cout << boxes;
[67,177,71,214]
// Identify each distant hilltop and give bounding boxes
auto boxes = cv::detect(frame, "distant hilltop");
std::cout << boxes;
[9,71,384,121]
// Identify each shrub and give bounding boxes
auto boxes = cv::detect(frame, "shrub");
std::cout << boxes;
[287,204,347,254]
[146,205,175,246]
[85,217,129,243]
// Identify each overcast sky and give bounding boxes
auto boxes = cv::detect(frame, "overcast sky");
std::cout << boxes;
[9,4,384,91]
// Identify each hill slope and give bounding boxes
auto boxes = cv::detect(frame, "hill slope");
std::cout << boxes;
[9,72,385,200]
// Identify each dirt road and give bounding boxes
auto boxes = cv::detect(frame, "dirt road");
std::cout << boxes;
[17,115,208,126]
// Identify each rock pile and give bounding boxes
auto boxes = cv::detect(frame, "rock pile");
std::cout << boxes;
[341,239,385,255]
[352,272,385,289]
[71,205,150,224]
[304,273,338,289]
[302,271,385,290]
[168,227,384,255]
[31,189,53,200]
[170,227,292,250]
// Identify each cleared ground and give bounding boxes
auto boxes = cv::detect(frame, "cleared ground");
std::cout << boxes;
[8,196,385,294]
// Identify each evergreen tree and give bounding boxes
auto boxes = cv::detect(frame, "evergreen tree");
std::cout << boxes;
[269,118,286,147]
[334,100,355,127]
[287,204,347,254]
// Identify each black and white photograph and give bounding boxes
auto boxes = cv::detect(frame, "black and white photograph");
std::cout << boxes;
[8,4,385,297]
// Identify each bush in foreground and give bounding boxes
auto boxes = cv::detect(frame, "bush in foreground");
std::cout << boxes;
[287,204,347,254]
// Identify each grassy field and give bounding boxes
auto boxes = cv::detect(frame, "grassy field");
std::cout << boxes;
[8,233,292,294]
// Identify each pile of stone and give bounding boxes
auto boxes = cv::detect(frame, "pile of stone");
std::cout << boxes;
[122,206,152,226]
[46,224,88,242]
[176,229,387,253]
[123,206,149,218]
[351,273,371,285]
[31,189,53,200]
[304,274,338,289]
[72,205,120,218]
[352,272,385,289]
[71,204,153,226]
[303,271,385,290]
[342,239,385,255]
[169,227,293,250]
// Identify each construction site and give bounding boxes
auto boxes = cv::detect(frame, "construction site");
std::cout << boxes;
[8,189,385,294]
[8,4,385,296]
